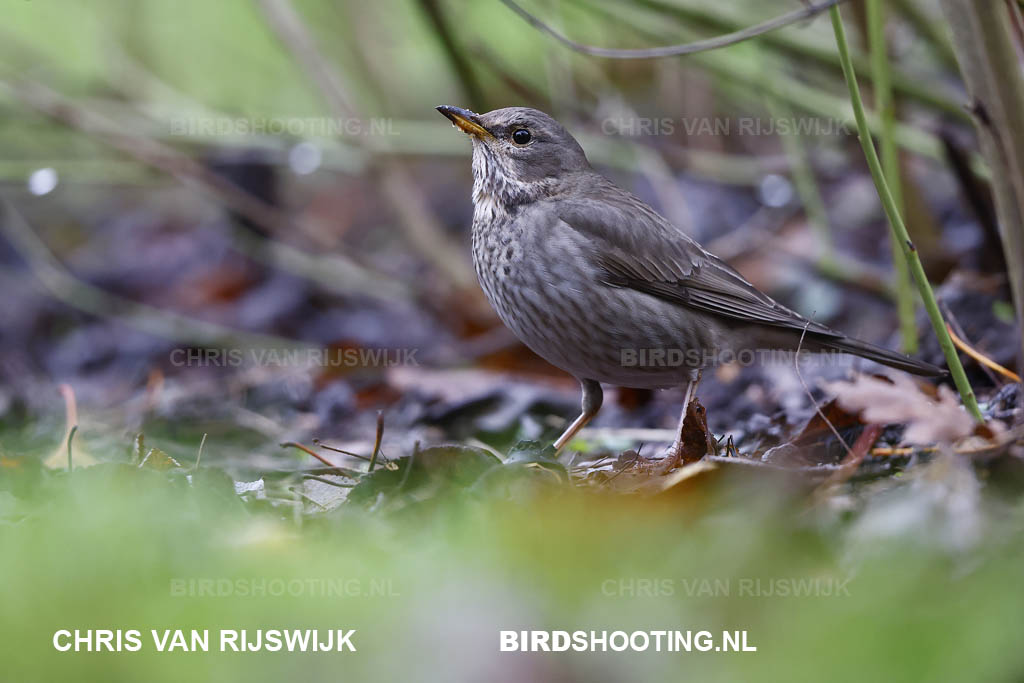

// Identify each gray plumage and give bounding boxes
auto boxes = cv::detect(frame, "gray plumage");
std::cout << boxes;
[438,104,944,455]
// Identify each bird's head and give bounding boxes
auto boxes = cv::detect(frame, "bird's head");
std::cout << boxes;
[437,105,590,209]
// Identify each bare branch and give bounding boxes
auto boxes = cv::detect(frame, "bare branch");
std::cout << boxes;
[497,0,846,59]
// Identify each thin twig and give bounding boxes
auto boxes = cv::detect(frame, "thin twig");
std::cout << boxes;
[280,441,338,468]
[602,445,644,486]
[796,321,854,458]
[818,422,885,492]
[193,433,208,471]
[369,411,384,473]
[497,0,845,59]
[312,439,373,462]
[571,453,614,473]
[871,446,937,456]
[262,466,365,479]
[58,383,80,473]
[301,474,357,489]
[66,424,78,473]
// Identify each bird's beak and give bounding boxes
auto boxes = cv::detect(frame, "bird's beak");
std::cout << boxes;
[436,105,493,140]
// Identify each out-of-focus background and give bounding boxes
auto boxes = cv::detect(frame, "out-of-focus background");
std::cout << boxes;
[1,1,1023,680]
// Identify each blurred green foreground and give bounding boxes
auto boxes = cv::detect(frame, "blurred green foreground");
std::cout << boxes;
[3,450,1024,682]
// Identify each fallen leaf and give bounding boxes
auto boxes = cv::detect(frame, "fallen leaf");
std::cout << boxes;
[824,374,976,445]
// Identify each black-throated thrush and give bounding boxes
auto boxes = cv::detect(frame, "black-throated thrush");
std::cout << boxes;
[438,105,943,469]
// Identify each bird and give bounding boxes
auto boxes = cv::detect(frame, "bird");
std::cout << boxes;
[437,105,945,470]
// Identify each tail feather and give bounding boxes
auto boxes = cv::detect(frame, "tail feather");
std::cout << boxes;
[821,336,947,377]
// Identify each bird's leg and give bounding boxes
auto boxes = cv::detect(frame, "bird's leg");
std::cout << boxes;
[553,379,603,454]
[656,370,708,474]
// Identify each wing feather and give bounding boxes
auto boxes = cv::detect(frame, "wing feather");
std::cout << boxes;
[553,190,839,339]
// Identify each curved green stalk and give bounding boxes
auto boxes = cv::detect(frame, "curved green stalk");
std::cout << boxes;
[829,6,982,421]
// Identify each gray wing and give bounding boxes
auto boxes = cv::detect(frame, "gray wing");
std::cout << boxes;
[553,191,841,339]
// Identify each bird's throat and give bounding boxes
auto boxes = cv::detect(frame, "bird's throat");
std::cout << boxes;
[470,143,534,219]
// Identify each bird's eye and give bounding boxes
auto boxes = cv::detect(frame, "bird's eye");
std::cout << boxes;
[511,129,532,145]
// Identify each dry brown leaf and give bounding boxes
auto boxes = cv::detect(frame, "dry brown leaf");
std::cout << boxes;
[823,374,975,446]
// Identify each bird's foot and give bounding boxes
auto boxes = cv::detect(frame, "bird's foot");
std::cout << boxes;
[654,399,715,475]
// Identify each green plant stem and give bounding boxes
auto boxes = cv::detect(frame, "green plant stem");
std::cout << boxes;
[67,424,78,473]
[829,6,982,421]
[866,0,917,354]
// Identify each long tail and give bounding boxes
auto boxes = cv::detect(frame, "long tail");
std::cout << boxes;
[821,336,947,377]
